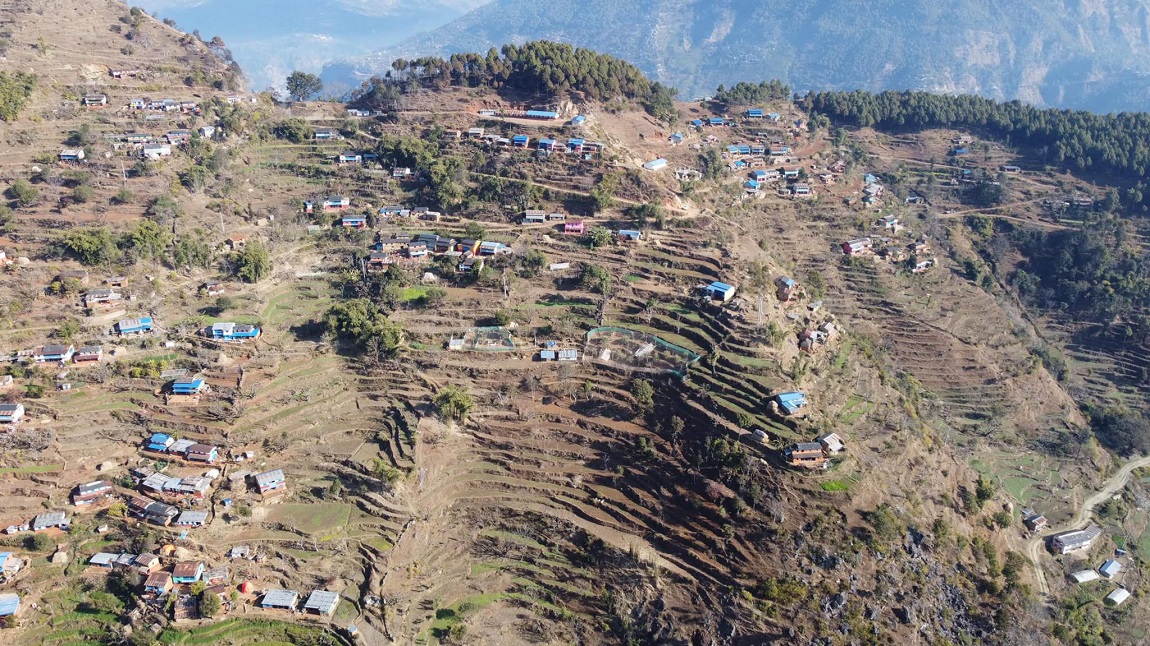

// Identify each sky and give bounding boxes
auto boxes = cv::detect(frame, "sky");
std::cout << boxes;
[131,0,491,92]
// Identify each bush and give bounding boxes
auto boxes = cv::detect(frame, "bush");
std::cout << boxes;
[72,185,94,203]
[7,178,38,207]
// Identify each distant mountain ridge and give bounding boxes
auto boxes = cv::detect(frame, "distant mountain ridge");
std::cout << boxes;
[322,0,1150,113]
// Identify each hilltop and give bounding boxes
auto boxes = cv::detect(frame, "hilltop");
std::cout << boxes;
[0,8,1148,646]
[324,0,1150,113]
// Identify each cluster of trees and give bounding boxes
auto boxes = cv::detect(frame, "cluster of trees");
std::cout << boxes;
[351,41,677,119]
[713,80,791,107]
[803,88,1150,210]
[59,222,171,266]
[0,71,35,121]
[57,222,236,275]
[1087,405,1150,456]
[325,298,404,360]
[1005,218,1150,322]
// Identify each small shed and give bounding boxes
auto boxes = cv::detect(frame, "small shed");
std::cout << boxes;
[1106,588,1131,606]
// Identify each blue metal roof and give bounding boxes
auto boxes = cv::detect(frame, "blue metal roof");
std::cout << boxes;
[708,282,735,293]
[745,180,760,189]
[150,433,171,443]
[526,110,559,118]
[690,119,704,127]
[709,117,725,125]
[747,108,763,117]
[571,115,586,124]
[0,593,19,616]
[538,138,556,146]
[776,392,806,403]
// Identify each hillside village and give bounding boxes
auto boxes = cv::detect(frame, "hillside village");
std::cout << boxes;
[0,3,1149,646]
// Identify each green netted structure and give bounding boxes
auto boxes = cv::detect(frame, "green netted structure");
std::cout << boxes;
[459,326,517,351]
[584,327,700,376]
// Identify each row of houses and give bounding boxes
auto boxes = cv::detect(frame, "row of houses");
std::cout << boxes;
[785,433,845,469]
[366,233,512,274]
[9,343,103,365]
[144,433,219,463]
[128,98,201,114]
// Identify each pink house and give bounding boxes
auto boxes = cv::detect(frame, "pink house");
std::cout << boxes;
[564,221,585,235]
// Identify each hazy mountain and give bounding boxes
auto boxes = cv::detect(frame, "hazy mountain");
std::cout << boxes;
[131,0,491,93]
[322,0,1150,112]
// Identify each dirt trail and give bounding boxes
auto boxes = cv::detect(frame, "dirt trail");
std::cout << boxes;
[1026,455,1150,596]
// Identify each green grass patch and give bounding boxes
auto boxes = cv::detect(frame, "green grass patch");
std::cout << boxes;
[0,464,63,474]
[820,480,850,492]
[399,286,431,302]
[838,396,872,424]
[624,273,645,283]
[266,503,352,535]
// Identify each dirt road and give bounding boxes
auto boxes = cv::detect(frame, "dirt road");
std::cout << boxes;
[1026,455,1150,596]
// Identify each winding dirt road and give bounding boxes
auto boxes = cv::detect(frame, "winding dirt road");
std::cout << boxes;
[1026,456,1150,596]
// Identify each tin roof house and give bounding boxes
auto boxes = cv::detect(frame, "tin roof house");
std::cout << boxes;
[210,322,261,342]
[773,392,808,416]
[115,317,153,336]
[254,469,286,494]
[72,480,113,506]
[705,282,737,302]
[1050,525,1103,554]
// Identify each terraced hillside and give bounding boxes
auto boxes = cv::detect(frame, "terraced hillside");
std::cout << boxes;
[0,11,1148,642]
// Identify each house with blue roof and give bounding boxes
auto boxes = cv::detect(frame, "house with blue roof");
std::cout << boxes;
[115,317,153,336]
[690,119,704,128]
[776,276,798,302]
[705,282,736,302]
[953,147,970,156]
[210,322,261,342]
[726,145,740,155]
[737,145,752,155]
[537,138,557,151]
[709,117,726,126]
[337,152,362,165]
[0,592,20,618]
[744,180,761,194]
[617,230,642,242]
[171,378,206,396]
[774,392,808,416]
[147,432,174,452]
[752,170,770,182]
[525,110,559,120]
[342,215,368,229]
[512,135,530,147]
[669,133,683,145]
[746,108,764,119]
[767,113,781,122]
[570,115,586,126]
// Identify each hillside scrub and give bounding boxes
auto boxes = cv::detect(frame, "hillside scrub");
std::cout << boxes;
[0,71,35,121]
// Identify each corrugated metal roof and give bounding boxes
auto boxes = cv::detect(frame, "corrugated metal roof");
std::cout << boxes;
[304,589,341,613]
[262,589,299,608]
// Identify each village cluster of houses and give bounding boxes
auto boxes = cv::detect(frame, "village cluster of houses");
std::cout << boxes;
[842,229,935,274]
[366,232,511,275]
[88,548,341,620]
